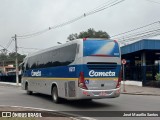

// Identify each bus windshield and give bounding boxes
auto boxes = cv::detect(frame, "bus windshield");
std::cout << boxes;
[83,40,120,57]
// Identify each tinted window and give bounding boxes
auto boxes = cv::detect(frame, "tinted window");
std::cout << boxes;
[83,40,120,57]
[26,44,77,69]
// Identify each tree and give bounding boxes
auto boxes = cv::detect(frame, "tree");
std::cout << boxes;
[67,33,78,41]
[67,28,110,41]
[8,52,26,62]
[0,52,26,66]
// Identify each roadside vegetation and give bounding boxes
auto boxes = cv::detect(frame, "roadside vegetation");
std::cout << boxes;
[146,73,160,88]
[155,73,160,81]
[67,28,110,41]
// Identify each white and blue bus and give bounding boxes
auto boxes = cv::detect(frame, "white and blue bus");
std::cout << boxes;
[21,38,121,103]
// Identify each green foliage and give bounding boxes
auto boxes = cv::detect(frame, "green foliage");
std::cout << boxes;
[8,52,26,62]
[0,52,26,66]
[155,73,160,81]
[67,33,78,41]
[67,28,110,41]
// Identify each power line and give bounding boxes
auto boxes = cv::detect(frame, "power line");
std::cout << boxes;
[145,0,160,5]
[110,20,160,45]
[17,0,125,39]
[11,47,16,53]
[118,28,160,42]
[117,26,160,40]
[117,28,160,45]
[86,0,125,16]
[87,0,116,12]
[5,39,13,50]
[0,44,6,50]
[111,21,160,38]
[18,47,42,50]
[0,44,11,53]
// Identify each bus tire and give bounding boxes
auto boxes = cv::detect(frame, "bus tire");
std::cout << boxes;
[52,86,60,103]
[26,83,33,95]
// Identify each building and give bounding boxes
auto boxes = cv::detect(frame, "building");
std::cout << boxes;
[1,39,160,84]
[0,65,15,76]
[121,39,160,85]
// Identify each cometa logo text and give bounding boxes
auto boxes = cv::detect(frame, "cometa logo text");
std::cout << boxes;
[31,70,41,77]
[89,70,115,77]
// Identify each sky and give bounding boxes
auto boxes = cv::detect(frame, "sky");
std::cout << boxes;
[0,0,160,55]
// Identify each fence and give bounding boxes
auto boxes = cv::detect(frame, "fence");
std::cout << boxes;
[0,75,21,83]
[124,65,159,86]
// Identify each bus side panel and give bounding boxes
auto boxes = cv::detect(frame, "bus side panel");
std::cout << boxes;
[22,65,79,98]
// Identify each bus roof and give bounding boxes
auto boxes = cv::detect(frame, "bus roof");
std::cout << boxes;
[26,38,116,58]
[26,39,82,58]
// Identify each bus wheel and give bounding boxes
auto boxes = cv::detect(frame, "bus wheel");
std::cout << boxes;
[26,83,33,95]
[52,86,60,103]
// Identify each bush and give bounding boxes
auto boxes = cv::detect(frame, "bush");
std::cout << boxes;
[145,73,160,88]
[155,73,160,81]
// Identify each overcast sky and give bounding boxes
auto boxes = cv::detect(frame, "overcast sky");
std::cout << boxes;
[0,0,160,55]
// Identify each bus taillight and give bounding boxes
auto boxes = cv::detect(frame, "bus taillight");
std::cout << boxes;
[83,38,87,41]
[78,72,88,90]
[116,71,122,88]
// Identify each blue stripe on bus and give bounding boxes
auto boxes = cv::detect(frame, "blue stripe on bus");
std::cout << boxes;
[23,64,121,78]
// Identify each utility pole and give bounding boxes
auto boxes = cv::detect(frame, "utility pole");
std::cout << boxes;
[122,59,127,92]
[14,34,19,86]
[0,49,5,75]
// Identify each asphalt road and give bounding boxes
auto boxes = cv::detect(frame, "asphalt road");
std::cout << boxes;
[0,85,160,120]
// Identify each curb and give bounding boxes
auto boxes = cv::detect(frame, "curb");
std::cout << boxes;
[121,92,160,96]
[0,82,21,87]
